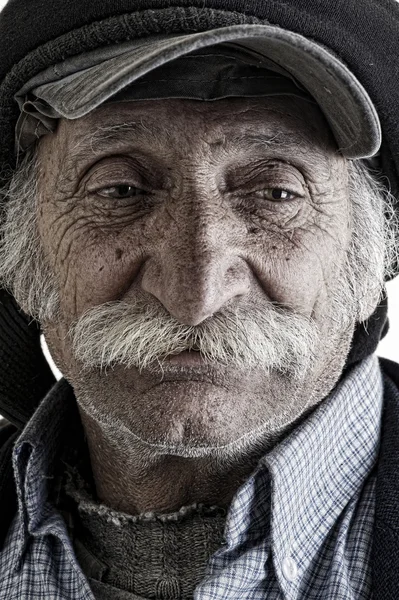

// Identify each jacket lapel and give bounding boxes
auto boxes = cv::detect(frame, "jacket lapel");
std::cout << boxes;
[372,358,399,599]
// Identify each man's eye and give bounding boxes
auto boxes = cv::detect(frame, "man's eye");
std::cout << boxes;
[97,185,147,199]
[253,188,298,202]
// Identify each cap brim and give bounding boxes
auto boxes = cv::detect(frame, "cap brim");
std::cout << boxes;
[32,24,382,159]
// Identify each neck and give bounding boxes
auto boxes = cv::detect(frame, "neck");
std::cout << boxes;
[77,404,289,515]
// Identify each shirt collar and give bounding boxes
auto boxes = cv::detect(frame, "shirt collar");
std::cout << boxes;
[11,377,79,568]
[262,354,383,595]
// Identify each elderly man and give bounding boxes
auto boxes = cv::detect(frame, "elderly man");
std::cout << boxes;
[0,1,398,599]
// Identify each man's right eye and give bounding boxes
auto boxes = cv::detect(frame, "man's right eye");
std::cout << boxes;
[97,185,148,199]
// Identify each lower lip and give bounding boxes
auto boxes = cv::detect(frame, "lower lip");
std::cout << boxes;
[164,350,205,366]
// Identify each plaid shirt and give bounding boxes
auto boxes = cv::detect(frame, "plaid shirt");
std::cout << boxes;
[0,355,382,599]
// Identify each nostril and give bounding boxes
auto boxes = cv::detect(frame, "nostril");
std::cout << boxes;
[226,263,242,282]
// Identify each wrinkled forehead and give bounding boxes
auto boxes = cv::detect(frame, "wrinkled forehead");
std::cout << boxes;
[46,95,339,167]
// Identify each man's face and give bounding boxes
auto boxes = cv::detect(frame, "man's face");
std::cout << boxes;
[37,96,354,455]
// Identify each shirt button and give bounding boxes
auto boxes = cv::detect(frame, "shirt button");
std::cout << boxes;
[282,556,298,582]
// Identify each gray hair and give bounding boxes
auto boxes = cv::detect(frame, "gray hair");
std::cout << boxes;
[0,147,60,322]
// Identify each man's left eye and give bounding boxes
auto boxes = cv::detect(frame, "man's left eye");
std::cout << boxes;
[97,185,147,199]
[253,188,298,202]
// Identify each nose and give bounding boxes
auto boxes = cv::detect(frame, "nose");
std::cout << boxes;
[141,205,251,326]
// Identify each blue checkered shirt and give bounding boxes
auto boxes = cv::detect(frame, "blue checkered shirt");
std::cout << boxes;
[0,355,383,599]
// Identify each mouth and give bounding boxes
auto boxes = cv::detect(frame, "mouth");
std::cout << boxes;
[163,349,205,367]
[140,350,229,380]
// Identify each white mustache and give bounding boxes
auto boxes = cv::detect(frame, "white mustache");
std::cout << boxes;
[68,297,319,378]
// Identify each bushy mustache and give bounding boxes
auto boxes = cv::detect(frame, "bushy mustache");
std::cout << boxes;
[68,297,319,379]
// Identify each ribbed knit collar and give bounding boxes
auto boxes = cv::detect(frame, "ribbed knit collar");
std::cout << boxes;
[60,463,227,599]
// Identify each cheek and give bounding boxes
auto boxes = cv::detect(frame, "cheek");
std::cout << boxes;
[75,233,150,316]
[73,243,139,314]
[249,212,350,316]
[40,207,147,318]
[255,247,328,315]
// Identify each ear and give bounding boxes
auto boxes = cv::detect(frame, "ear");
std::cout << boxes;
[346,293,388,367]
[357,283,386,323]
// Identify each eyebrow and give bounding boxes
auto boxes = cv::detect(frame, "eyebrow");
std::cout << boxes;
[66,119,306,169]
[68,121,164,164]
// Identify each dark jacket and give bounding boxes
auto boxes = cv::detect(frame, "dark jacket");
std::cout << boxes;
[371,357,399,599]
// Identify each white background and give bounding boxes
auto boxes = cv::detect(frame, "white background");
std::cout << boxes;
[0,0,398,377]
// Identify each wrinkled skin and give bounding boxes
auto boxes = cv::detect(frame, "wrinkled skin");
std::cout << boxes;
[38,97,360,514]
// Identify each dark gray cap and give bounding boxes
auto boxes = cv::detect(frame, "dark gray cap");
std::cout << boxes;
[14,23,382,159]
